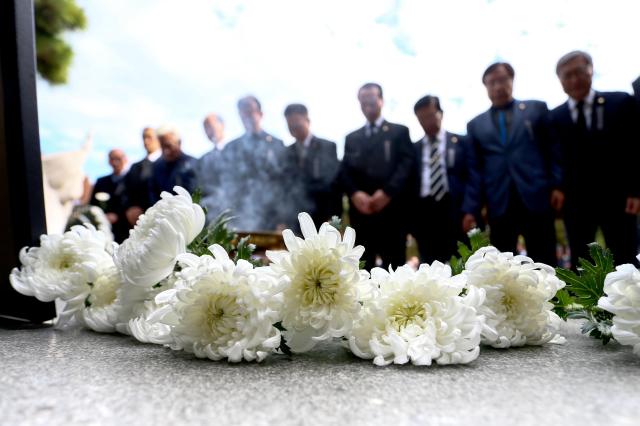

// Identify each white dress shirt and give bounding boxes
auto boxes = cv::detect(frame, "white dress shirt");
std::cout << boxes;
[568,89,596,129]
[420,128,448,198]
[147,149,161,162]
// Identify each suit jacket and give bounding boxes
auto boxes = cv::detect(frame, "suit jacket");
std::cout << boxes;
[149,153,198,204]
[414,132,468,210]
[283,136,341,228]
[549,91,640,208]
[340,120,414,221]
[633,77,640,107]
[462,100,561,218]
[90,174,129,242]
[124,157,155,210]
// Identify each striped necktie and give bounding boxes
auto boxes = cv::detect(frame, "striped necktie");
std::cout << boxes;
[429,136,447,201]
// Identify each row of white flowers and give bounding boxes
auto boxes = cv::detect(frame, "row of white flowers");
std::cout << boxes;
[10,186,640,363]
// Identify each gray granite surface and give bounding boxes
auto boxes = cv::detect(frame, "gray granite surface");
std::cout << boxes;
[0,320,638,426]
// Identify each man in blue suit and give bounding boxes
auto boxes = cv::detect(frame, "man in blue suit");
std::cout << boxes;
[550,51,640,266]
[462,62,563,266]
[412,95,470,263]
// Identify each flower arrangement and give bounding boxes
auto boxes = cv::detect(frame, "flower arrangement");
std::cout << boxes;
[10,187,640,363]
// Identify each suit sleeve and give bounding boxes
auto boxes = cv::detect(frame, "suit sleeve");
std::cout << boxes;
[382,126,415,198]
[537,102,563,191]
[462,122,483,215]
[339,136,359,197]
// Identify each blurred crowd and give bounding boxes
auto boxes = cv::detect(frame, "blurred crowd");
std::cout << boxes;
[85,50,640,269]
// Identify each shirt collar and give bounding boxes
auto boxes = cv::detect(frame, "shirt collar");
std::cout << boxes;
[423,128,446,144]
[147,149,161,162]
[490,99,515,111]
[366,115,385,129]
[568,88,596,109]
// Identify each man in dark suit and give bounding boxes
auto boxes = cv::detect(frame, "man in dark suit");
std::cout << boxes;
[412,95,469,263]
[462,62,563,266]
[224,95,286,231]
[550,51,640,266]
[282,103,341,230]
[148,125,197,204]
[340,82,414,269]
[90,149,130,242]
[124,127,161,226]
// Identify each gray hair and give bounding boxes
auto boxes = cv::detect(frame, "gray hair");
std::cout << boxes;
[556,50,593,75]
[156,124,181,139]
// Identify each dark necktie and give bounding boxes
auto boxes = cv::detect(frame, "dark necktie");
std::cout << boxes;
[576,100,587,134]
[429,137,447,201]
[498,110,508,145]
[367,122,378,138]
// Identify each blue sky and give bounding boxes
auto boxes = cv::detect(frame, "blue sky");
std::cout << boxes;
[36,0,640,182]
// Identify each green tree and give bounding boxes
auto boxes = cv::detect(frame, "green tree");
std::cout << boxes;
[34,0,87,85]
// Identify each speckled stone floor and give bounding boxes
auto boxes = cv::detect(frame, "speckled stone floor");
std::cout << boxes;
[0,320,638,426]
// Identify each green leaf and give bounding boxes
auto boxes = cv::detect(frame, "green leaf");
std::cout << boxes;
[552,289,574,320]
[555,243,614,309]
[449,229,491,275]
[273,322,292,357]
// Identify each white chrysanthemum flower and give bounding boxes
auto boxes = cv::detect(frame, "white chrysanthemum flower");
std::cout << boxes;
[10,224,113,303]
[79,265,122,333]
[598,255,640,356]
[124,275,177,344]
[150,245,283,362]
[115,186,205,288]
[348,262,485,366]
[266,212,372,353]
[464,246,565,348]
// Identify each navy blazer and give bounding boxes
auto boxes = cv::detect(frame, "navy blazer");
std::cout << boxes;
[414,132,468,210]
[549,91,640,205]
[463,100,561,218]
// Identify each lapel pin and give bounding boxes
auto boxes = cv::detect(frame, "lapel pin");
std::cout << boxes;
[451,136,458,144]
[382,125,389,132]
[266,135,273,142]
[597,97,605,104]
[518,102,526,110]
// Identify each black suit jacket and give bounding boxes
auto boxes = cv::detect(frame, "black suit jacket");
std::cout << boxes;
[283,136,341,227]
[90,174,128,242]
[549,91,640,208]
[149,153,198,204]
[340,120,414,218]
[124,157,155,211]
[633,76,640,107]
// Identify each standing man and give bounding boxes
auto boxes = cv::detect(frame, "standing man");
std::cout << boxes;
[550,51,640,266]
[91,149,130,242]
[462,62,562,266]
[124,127,161,226]
[412,95,470,263]
[225,95,286,231]
[196,113,228,223]
[340,82,414,269]
[282,103,341,229]
[148,125,197,204]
